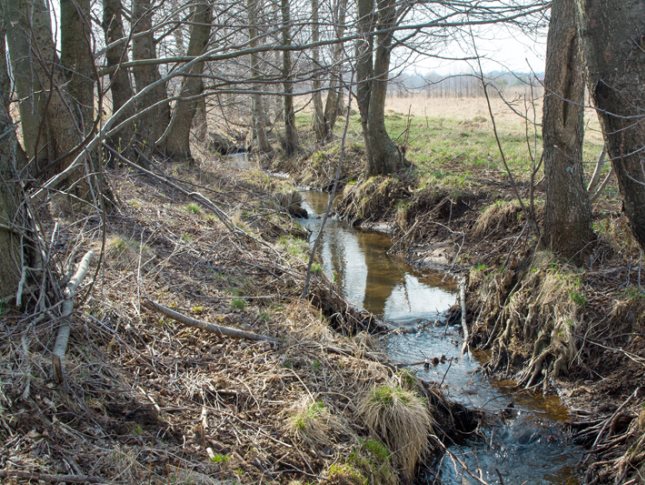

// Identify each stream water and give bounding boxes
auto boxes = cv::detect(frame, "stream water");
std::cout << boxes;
[298,190,583,485]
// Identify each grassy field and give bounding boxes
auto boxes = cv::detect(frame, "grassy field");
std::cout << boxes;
[297,95,606,192]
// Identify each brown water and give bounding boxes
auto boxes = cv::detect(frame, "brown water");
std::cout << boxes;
[299,190,583,485]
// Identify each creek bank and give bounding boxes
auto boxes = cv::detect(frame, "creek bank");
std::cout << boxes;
[285,152,645,483]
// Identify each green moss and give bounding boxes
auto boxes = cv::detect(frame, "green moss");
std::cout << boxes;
[210,453,230,464]
[370,384,412,407]
[230,298,246,310]
[326,463,368,485]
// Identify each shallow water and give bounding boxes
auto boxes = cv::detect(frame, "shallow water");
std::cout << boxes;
[299,190,583,485]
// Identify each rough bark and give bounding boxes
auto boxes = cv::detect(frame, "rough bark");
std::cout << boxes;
[321,0,348,141]
[131,0,171,148]
[543,0,594,262]
[577,0,645,250]
[281,0,299,156]
[4,0,83,180]
[356,0,404,175]
[61,0,95,133]
[102,0,135,116]
[311,0,325,142]
[0,23,24,298]
[246,0,272,155]
[163,1,213,160]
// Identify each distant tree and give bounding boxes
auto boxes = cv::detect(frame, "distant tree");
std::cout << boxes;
[542,0,594,262]
[281,0,299,155]
[577,0,645,250]
[247,0,273,155]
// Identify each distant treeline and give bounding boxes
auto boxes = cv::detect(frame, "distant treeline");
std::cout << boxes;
[389,71,544,98]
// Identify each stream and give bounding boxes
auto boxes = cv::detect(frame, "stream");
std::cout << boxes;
[298,190,583,485]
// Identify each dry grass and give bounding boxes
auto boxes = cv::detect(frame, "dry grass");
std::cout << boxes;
[286,396,342,448]
[358,381,433,481]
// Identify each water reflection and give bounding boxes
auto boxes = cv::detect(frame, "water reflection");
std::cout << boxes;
[299,191,457,322]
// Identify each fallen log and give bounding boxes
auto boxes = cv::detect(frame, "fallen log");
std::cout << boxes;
[53,250,95,384]
[142,298,279,344]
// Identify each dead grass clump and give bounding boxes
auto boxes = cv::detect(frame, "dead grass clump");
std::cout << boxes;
[492,251,585,387]
[472,200,521,238]
[358,381,432,481]
[286,396,342,447]
[335,176,410,225]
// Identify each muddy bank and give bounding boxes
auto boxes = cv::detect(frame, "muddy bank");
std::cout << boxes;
[287,156,645,483]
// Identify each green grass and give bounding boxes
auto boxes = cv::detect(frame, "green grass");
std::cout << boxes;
[295,111,604,192]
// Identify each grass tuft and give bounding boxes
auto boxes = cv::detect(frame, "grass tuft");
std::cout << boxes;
[358,382,432,481]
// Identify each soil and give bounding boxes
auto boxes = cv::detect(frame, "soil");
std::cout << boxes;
[285,148,645,484]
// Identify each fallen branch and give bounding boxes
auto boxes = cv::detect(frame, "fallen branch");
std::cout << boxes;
[459,276,469,354]
[53,250,95,384]
[142,298,279,344]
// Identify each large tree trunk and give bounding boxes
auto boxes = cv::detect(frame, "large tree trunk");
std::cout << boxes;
[4,0,83,181]
[61,0,95,134]
[102,0,135,116]
[246,0,272,156]
[281,0,299,156]
[542,0,594,262]
[0,24,25,299]
[163,1,213,160]
[321,0,348,141]
[577,0,645,250]
[311,0,325,143]
[131,0,171,149]
[356,0,403,176]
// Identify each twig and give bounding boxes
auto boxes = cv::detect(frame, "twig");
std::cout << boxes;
[0,469,106,483]
[592,387,640,449]
[459,276,469,354]
[142,298,279,343]
[53,250,95,384]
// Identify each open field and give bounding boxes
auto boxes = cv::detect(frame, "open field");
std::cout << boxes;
[297,95,607,195]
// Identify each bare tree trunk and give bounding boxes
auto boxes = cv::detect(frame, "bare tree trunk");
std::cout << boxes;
[193,91,208,143]
[321,0,348,141]
[366,0,403,175]
[163,0,213,160]
[60,0,95,134]
[131,0,171,149]
[4,0,82,181]
[577,0,645,250]
[356,0,374,165]
[102,0,134,114]
[0,23,25,298]
[543,0,594,262]
[247,0,272,155]
[311,0,325,142]
[281,0,298,156]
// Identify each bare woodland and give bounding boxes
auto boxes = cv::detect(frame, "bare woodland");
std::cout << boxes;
[0,0,643,483]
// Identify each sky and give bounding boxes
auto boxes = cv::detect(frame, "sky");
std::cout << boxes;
[405,23,548,76]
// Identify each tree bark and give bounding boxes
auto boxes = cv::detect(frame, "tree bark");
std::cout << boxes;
[4,0,83,181]
[321,0,348,141]
[356,0,404,175]
[131,0,171,149]
[0,23,24,298]
[246,0,272,155]
[281,0,299,156]
[163,0,213,160]
[102,0,135,115]
[543,0,594,262]
[577,0,645,250]
[311,0,325,142]
[61,0,95,134]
